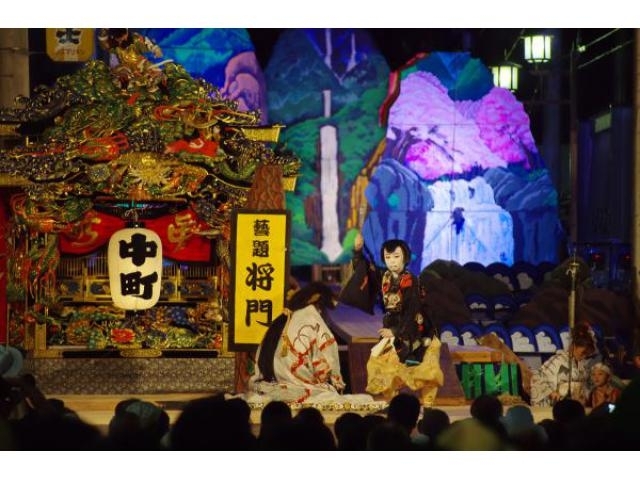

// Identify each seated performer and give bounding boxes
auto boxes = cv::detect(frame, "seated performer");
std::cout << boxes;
[530,322,598,407]
[349,232,443,405]
[248,282,346,404]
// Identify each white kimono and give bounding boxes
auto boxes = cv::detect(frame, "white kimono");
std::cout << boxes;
[530,350,593,407]
[248,305,346,404]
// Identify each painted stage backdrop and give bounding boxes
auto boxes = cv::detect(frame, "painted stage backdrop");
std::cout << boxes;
[264,29,390,266]
[133,28,268,123]
[136,28,562,270]
[264,29,562,271]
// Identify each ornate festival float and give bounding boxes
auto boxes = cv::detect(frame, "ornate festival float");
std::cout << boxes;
[1,28,637,402]
[0,30,300,393]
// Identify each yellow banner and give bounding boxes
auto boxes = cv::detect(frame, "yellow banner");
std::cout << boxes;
[230,210,289,350]
[46,28,94,62]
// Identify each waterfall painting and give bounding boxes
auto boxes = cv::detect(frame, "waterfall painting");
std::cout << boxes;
[266,30,562,270]
[367,52,562,272]
[265,28,390,266]
[144,28,563,270]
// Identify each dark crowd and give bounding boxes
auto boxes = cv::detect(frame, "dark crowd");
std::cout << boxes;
[3,368,640,451]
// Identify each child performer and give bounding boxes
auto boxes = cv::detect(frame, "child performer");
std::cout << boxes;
[586,362,622,409]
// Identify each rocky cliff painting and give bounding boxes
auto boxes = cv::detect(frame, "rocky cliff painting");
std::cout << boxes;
[265,30,562,269]
[364,51,563,271]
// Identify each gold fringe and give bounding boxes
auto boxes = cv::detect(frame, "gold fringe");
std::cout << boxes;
[279,309,292,357]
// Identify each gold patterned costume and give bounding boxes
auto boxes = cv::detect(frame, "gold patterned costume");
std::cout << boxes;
[366,336,443,406]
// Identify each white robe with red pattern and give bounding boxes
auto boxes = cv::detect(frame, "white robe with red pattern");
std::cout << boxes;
[248,305,346,404]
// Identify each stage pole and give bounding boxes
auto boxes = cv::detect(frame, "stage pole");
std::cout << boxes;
[568,37,579,246]
[565,251,580,400]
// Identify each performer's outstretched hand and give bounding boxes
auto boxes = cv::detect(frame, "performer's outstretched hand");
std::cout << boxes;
[378,327,393,338]
[354,232,364,252]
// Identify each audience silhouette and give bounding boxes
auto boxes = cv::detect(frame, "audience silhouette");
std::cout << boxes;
[3,373,640,451]
[417,407,450,449]
[334,412,367,450]
[257,400,293,450]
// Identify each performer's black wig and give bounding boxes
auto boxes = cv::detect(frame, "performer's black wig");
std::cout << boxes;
[286,281,338,314]
[380,239,411,265]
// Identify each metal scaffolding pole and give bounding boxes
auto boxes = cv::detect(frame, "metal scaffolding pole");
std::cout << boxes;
[569,38,579,246]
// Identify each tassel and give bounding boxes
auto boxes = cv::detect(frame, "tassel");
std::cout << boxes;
[280,336,289,357]
[280,309,292,357]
